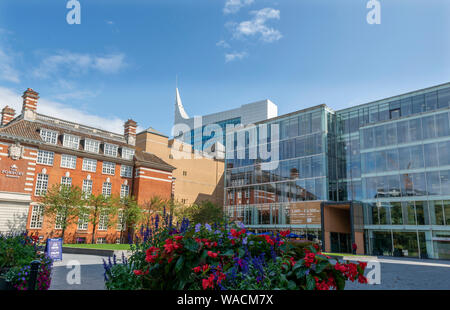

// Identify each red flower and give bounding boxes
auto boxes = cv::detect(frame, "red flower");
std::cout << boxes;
[174,235,183,241]
[289,257,296,267]
[279,230,290,237]
[207,251,218,258]
[192,266,202,273]
[133,269,148,276]
[145,246,159,263]
[358,274,368,284]
[202,274,215,290]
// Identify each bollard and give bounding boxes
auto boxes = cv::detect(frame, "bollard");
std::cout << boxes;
[28,260,41,290]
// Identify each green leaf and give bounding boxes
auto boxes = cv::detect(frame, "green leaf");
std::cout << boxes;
[184,239,199,252]
[287,280,297,290]
[335,274,346,290]
[306,274,316,290]
[175,256,184,273]
[238,248,245,258]
[316,261,329,274]
[223,249,235,257]
[295,267,308,279]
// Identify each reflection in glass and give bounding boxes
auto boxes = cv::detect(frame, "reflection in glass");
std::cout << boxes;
[390,202,403,225]
[415,201,430,225]
[393,231,419,257]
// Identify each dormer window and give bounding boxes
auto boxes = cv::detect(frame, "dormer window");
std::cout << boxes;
[63,134,80,149]
[104,143,118,157]
[84,139,100,153]
[40,129,58,144]
[122,147,135,160]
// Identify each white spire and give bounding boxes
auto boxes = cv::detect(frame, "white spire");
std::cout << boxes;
[175,87,189,120]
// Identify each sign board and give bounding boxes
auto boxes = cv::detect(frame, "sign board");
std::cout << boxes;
[290,202,321,225]
[46,238,63,261]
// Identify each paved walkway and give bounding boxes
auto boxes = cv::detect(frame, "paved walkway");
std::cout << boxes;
[345,256,450,290]
[49,254,450,290]
[50,254,108,290]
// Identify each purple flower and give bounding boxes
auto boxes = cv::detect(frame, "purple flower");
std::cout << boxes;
[205,223,212,231]
[238,222,245,229]
[195,223,201,233]
[242,237,248,245]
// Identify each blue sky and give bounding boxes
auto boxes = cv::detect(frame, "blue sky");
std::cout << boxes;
[0,0,449,135]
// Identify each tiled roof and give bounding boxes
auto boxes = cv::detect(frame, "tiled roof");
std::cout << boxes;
[0,118,131,149]
[134,149,175,172]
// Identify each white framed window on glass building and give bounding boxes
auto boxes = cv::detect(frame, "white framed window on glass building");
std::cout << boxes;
[77,212,89,230]
[35,173,49,196]
[122,147,135,160]
[102,182,112,197]
[40,129,58,144]
[61,154,77,169]
[84,139,100,153]
[61,176,72,187]
[102,161,115,175]
[104,143,118,157]
[30,205,44,229]
[98,211,108,230]
[120,184,129,198]
[82,179,93,197]
[37,150,54,165]
[120,165,133,178]
[63,134,80,149]
[82,158,97,172]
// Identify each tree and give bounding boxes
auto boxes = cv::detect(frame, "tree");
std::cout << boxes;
[117,195,142,243]
[184,201,224,224]
[83,194,119,244]
[40,184,85,243]
[140,196,165,227]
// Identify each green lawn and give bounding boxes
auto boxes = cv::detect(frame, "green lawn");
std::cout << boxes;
[63,243,132,250]
[322,252,375,258]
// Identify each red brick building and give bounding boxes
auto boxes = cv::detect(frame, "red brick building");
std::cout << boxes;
[0,88,175,243]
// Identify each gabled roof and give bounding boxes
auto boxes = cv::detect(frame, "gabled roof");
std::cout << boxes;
[0,118,132,149]
[134,148,175,172]
[137,126,168,138]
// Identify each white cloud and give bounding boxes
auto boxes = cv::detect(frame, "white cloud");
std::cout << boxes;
[32,52,127,79]
[0,48,20,83]
[216,40,231,48]
[225,51,248,62]
[223,0,254,14]
[233,8,282,43]
[0,86,129,134]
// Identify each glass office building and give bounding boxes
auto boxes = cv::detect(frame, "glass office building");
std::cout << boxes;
[224,82,450,259]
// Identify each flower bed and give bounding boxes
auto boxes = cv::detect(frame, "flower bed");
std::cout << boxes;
[103,217,367,290]
[0,233,53,290]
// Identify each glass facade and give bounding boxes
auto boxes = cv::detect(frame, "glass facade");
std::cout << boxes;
[224,82,450,259]
[190,117,241,150]
[336,83,450,259]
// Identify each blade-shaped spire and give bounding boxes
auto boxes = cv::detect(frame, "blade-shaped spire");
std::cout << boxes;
[175,87,189,120]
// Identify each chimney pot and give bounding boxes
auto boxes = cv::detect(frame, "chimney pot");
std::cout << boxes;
[124,119,137,146]
[1,106,16,126]
[22,88,39,121]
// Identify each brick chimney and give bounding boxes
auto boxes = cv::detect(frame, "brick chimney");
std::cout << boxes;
[124,119,137,146]
[22,88,39,120]
[1,106,15,126]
